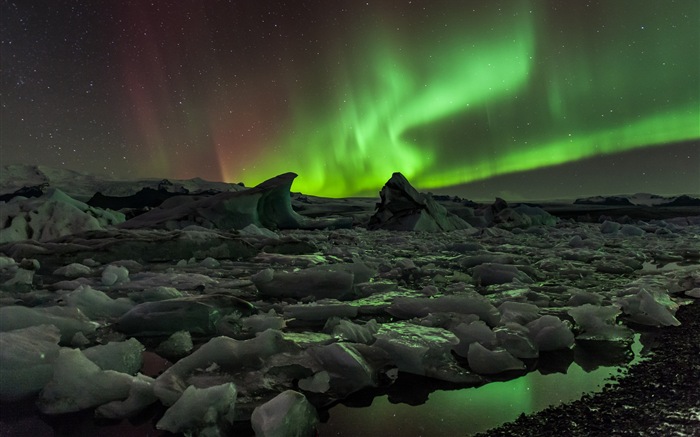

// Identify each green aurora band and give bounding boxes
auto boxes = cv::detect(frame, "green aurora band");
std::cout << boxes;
[237,1,699,197]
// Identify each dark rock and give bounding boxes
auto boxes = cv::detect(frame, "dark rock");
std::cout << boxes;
[0,185,47,202]
[491,197,509,213]
[368,173,471,232]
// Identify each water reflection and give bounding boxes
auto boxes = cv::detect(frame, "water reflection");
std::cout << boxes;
[1,335,646,436]
[317,334,643,436]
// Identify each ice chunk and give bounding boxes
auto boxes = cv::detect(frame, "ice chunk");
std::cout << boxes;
[129,285,183,303]
[252,263,368,300]
[241,310,286,334]
[156,331,194,359]
[239,223,279,239]
[387,294,500,326]
[460,253,517,269]
[53,262,92,278]
[467,343,525,375]
[325,318,379,344]
[472,263,533,286]
[116,294,255,336]
[251,390,318,437]
[308,342,381,396]
[526,315,575,351]
[600,220,621,234]
[200,256,220,268]
[95,373,157,419]
[37,348,135,414]
[512,204,557,226]
[63,285,133,319]
[156,383,237,435]
[615,289,680,327]
[498,301,540,325]
[494,324,538,359]
[83,338,145,375]
[374,322,460,376]
[101,264,129,286]
[450,320,497,358]
[154,330,297,406]
[0,255,17,268]
[0,306,97,343]
[284,301,357,322]
[567,304,633,341]
[373,321,476,383]
[594,259,634,274]
[0,325,61,401]
[4,266,34,287]
[567,289,604,306]
[298,371,331,393]
[620,224,645,236]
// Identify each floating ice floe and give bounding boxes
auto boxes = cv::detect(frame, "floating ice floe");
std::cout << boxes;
[525,315,575,351]
[0,325,61,401]
[251,390,318,437]
[82,338,145,374]
[95,373,157,419]
[153,330,297,406]
[156,383,237,435]
[467,342,526,375]
[568,304,633,341]
[451,320,497,357]
[37,348,138,414]
[387,294,501,326]
[494,324,539,359]
[472,263,534,286]
[116,294,256,336]
[284,301,358,322]
[0,306,97,343]
[615,288,681,327]
[62,285,133,319]
[252,262,372,300]
[373,321,481,383]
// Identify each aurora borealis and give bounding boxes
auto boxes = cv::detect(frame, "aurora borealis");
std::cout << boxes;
[2,1,699,198]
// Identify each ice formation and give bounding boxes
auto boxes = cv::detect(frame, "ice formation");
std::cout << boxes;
[0,189,124,243]
[0,169,698,434]
[0,325,61,401]
[156,383,237,435]
[251,390,318,437]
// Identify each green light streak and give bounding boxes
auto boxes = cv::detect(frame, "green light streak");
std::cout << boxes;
[244,3,536,196]
[418,106,700,189]
[241,1,699,197]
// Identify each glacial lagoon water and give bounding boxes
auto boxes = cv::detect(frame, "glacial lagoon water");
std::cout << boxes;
[317,334,644,436]
[0,335,645,436]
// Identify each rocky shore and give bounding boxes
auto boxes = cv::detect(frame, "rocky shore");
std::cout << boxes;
[478,300,700,437]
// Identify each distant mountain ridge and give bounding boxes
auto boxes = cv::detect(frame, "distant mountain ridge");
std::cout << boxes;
[574,193,700,207]
[0,165,243,201]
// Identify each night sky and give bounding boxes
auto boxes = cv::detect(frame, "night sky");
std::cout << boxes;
[1,1,698,199]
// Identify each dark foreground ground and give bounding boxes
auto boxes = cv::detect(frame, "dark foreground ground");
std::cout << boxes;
[478,300,700,437]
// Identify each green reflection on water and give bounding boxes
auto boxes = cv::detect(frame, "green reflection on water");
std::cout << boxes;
[319,335,642,436]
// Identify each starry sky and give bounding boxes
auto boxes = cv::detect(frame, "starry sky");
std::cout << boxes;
[1,1,698,199]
